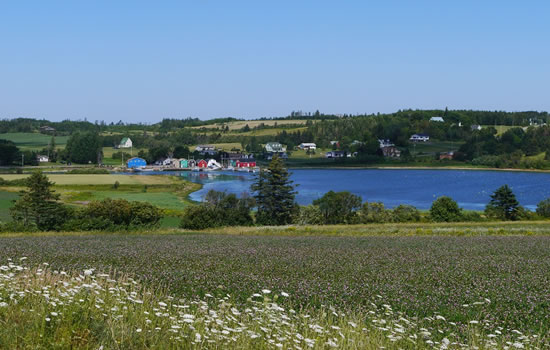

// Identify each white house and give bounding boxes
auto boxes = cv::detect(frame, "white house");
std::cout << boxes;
[37,155,49,163]
[471,124,482,131]
[298,143,316,150]
[378,139,394,148]
[410,134,430,142]
[265,142,286,153]
[195,145,215,152]
[119,137,133,148]
[325,151,349,158]
[430,117,444,122]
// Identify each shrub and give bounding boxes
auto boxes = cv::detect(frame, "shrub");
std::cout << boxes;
[82,198,162,228]
[295,205,324,225]
[180,190,255,230]
[360,202,391,223]
[430,196,463,222]
[113,181,120,189]
[312,191,362,224]
[536,198,550,218]
[392,204,421,222]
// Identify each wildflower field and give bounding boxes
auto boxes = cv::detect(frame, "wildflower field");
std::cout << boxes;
[0,233,549,348]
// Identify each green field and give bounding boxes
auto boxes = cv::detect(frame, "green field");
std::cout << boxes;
[0,132,69,150]
[0,174,172,185]
[0,191,18,222]
[0,227,549,348]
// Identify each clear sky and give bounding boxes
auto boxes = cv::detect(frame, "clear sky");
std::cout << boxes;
[1,1,549,122]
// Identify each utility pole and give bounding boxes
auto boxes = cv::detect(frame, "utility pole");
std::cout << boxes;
[21,154,24,167]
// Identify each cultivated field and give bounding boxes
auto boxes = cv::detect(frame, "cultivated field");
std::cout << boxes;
[0,132,69,150]
[191,119,310,131]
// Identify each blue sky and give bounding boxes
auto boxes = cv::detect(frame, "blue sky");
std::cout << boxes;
[1,1,549,122]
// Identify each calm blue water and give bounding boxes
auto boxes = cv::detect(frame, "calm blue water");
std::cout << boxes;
[134,169,550,210]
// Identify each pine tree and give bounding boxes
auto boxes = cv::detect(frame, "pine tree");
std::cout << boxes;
[485,184,520,220]
[251,155,297,225]
[10,171,68,230]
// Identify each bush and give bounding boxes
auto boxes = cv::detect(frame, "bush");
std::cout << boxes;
[430,196,463,222]
[312,191,362,224]
[113,181,120,189]
[295,205,324,225]
[392,204,421,222]
[82,198,163,228]
[360,202,391,223]
[180,190,255,230]
[536,198,550,218]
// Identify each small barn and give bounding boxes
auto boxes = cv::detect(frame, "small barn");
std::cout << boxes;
[127,157,147,168]
[197,159,208,168]
[188,159,196,168]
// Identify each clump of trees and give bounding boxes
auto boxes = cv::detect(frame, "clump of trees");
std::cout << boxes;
[179,190,255,230]
[1,171,163,232]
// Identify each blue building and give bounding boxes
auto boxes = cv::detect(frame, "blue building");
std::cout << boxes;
[127,157,147,169]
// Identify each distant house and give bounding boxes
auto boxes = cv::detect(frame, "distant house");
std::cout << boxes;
[197,159,208,168]
[439,152,454,160]
[298,143,316,150]
[430,117,444,122]
[39,126,56,133]
[265,142,286,153]
[266,152,288,160]
[471,124,482,131]
[351,140,364,146]
[127,157,146,168]
[179,159,189,168]
[381,147,401,158]
[330,141,339,147]
[410,134,430,142]
[119,137,133,149]
[325,151,348,158]
[378,139,394,148]
[37,155,49,163]
[195,145,215,152]
[188,159,197,168]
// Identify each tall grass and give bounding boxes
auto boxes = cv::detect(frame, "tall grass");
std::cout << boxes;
[0,260,544,349]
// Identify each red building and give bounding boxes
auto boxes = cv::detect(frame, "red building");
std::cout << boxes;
[197,159,208,168]
[236,160,256,168]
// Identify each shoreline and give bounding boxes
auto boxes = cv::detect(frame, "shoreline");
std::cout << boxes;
[286,165,550,173]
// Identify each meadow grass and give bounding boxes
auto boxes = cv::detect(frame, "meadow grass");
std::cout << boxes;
[0,259,543,349]
[2,231,550,344]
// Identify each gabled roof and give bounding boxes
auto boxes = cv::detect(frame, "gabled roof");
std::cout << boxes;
[120,137,131,144]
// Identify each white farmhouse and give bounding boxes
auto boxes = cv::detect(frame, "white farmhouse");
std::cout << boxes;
[119,137,133,148]
[298,143,316,150]
[409,134,430,142]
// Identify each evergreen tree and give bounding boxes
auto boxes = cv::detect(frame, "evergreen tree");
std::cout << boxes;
[10,171,69,230]
[485,185,520,220]
[252,155,297,225]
